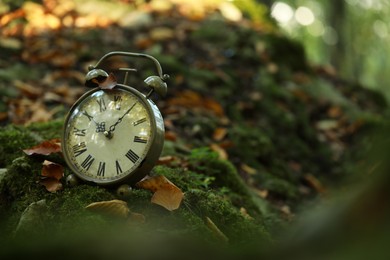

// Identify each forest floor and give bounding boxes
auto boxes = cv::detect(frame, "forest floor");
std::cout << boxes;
[1,1,390,259]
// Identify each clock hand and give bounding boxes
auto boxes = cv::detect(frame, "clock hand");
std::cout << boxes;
[82,111,102,131]
[104,102,137,139]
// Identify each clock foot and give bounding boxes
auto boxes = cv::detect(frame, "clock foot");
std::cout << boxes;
[117,184,132,199]
[66,174,79,187]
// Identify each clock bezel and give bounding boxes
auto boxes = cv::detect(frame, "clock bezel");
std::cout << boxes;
[62,84,165,186]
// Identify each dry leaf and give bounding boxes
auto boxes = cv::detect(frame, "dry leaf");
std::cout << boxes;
[95,72,117,90]
[42,160,63,180]
[213,127,227,142]
[85,200,130,218]
[241,164,257,175]
[328,106,343,118]
[23,138,61,156]
[205,217,228,243]
[254,188,268,199]
[157,156,176,165]
[164,131,177,141]
[167,90,225,117]
[304,174,326,194]
[40,160,63,193]
[151,186,183,211]
[128,212,146,224]
[210,143,228,160]
[136,175,184,211]
[41,178,63,193]
[240,207,253,220]
[136,175,166,192]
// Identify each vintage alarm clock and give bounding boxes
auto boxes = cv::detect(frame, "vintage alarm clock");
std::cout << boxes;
[62,51,169,186]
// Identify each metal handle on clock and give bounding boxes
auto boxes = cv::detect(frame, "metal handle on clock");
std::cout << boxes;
[88,51,169,97]
[88,51,169,81]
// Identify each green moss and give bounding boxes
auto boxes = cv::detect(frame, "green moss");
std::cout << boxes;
[0,126,40,167]
[228,125,274,166]
[189,148,249,196]
[262,175,299,200]
[26,120,63,140]
[0,156,44,206]
[151,165,215,192]
[188,148,264,218]
[184,189,269,245]
[0,121,63,167]
[264,34,308,72]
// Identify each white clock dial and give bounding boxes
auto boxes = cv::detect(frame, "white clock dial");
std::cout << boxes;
[63,87,156,183]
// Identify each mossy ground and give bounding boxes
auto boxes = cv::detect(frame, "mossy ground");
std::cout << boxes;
[0,121,273,255]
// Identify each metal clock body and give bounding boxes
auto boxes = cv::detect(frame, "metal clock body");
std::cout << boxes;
[62,52,168,186]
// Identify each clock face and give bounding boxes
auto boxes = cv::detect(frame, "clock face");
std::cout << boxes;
[63,86,156,184]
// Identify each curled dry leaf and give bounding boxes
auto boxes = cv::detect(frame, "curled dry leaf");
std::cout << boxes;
[85,200,130,218]
[95,73,117,90]
[42,160,63,180]
[136,175,184,211]
[40,160,63,193]
[23,138,62,156]
[41,178,63,193]
[151,187,183,211]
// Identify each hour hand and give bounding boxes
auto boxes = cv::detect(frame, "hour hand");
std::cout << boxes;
[81,111,105,133]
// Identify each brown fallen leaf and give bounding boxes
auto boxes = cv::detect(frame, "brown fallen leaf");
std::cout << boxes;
[40,178,63,193]
[128,212,146,224]
[167,90,225,117]
[157,156,176,165]
[210,143,228,160]
[94,73,117,90]
[40,160,63,193]
[213,127,227,142]
[23,138,62,156]
[205,217,228,243]
[151,186,183,211]
[304,174,327,194]
[42,160,63,180]
[136,175,184,211]
[241,164,257,175]
[85,200,130,218]
[164,131,177,141]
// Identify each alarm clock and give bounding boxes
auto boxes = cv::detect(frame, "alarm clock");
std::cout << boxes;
[62,51,168,186]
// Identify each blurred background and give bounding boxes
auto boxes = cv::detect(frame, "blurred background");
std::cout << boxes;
[2,0,389,98]
[269,0,390,99]
[2,0,389,96]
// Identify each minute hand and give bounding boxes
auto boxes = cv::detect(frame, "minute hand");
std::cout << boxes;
[106,102,137,137]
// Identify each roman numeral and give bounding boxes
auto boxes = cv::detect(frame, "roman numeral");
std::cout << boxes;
[73,128,86,136]
[125,149,139,164]
[82,111,94,121]
[97,98,106,112]
[133,118,146,126]
[97,161,105,177]
[114,95,122,110]
[72,142,87,157]
[134,136,147,143]
[115,160,122,175]
[81,154,95,170]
